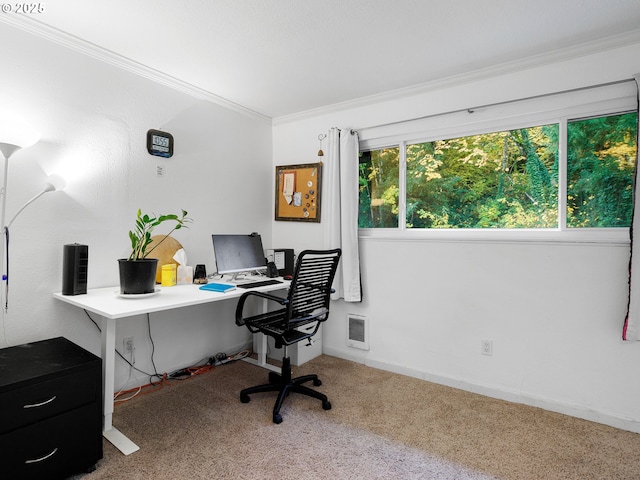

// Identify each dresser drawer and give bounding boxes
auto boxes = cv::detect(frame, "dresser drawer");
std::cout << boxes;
[0,402,103,480]
[0,367,100,434]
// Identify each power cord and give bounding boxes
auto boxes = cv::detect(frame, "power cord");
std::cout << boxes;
[167,348,250,380]
[84,309,250,402]
[84,309,169,403]
[211,352,229,365]
[208,349,249,366]
[84,310,157,379]
[145,312,163,385]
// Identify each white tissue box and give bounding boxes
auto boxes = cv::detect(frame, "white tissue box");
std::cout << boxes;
[177,265,193,285]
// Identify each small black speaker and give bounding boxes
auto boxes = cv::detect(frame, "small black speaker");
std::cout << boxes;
[274,248,294,277]
[62,244,88,295]
[266,261,278,278]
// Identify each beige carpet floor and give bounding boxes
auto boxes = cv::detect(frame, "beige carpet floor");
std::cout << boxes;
[80,355,640,479]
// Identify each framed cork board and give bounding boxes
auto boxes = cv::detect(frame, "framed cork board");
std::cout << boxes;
[275,162,322,222]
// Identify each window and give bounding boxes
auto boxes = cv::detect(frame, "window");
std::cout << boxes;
[404,124,558,229]
[359,147,399,228]
[359,109,637,235]
[567,113,637,228]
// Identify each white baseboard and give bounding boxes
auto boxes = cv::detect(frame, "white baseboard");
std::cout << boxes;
[322,346,640,434]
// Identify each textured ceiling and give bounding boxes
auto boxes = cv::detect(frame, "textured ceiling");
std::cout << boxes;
[7,0,640,118]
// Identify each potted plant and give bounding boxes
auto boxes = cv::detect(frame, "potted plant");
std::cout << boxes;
[118,209,191,294]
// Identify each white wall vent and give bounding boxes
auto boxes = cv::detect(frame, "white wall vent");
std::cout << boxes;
[347,314,369,350]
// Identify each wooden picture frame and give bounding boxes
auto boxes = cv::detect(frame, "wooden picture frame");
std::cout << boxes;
[275,163,322,222]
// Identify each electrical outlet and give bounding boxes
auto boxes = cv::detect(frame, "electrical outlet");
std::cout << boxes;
[481,339,493,356]
[124,336,134,354]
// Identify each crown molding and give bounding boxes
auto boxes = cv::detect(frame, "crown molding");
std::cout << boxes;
[3,13,639,128]
[0,14,272,124]
[273,28,640,126]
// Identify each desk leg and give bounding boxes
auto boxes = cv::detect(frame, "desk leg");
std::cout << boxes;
[242,298,280,373]
[100,316,140,455]
[243,333,279,373]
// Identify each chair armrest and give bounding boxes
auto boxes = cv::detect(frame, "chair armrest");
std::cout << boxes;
[235,290,288,326]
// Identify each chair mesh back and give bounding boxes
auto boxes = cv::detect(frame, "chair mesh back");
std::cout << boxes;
[287,249,341,322]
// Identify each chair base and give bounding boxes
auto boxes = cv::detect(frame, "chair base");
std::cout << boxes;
[240,357,331,424]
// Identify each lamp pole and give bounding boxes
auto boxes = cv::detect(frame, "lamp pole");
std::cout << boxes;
[0,145,19,248]
[0,146,18,312]
[0,124,38,338]
[0,123,40,313]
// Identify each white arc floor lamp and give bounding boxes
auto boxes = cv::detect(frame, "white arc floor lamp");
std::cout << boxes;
[0,120,65,312]
[0,120,41,238]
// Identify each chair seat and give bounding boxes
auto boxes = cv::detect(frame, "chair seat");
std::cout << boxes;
[248,316,322,346]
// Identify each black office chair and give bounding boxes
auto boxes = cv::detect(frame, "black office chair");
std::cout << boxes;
[235,248,342,424]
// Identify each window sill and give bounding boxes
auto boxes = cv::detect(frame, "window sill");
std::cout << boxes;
[358,228,630,246]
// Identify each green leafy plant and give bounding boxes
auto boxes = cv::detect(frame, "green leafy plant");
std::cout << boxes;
[127,209,191,261]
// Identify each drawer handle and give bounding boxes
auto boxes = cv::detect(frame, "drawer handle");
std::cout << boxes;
[23,395,57,408]
[25,448,58,464]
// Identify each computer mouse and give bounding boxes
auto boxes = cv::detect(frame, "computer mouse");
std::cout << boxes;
[283,275,293,280]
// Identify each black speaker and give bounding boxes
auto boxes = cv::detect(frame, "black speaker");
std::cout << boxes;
[274,248,294,277]
[266,261,278,278]
[62,244,88,295]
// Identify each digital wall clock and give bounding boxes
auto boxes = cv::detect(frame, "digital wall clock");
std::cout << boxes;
[147,129,174,158]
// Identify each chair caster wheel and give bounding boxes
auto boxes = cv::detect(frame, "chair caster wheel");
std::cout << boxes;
[240,393,250,403]
[273,413,283,424]
[313,378,322,386]
[323,401,332,410]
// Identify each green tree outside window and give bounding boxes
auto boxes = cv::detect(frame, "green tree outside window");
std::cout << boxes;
[359,111,637,230]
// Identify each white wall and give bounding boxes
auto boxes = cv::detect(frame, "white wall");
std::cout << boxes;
[0,23,272,390]
[272,41,640,432]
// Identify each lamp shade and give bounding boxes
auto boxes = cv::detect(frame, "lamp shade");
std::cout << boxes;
[0,120,40,158]
[43,174,66,193]
[6,174,67,228]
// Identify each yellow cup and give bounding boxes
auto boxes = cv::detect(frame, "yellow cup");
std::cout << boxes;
[161,264,177,287]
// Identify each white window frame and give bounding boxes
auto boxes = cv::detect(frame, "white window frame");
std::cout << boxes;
[358,82,637,245]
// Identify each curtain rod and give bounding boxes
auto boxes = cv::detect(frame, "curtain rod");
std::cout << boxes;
[355,78,636,133]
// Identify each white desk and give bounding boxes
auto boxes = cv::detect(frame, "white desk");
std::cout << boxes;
[53,280,288,455]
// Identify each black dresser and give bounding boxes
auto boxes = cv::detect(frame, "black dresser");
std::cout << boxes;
[0,337,103,479]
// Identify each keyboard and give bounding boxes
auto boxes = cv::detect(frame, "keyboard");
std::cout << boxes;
[237,279,284,289]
